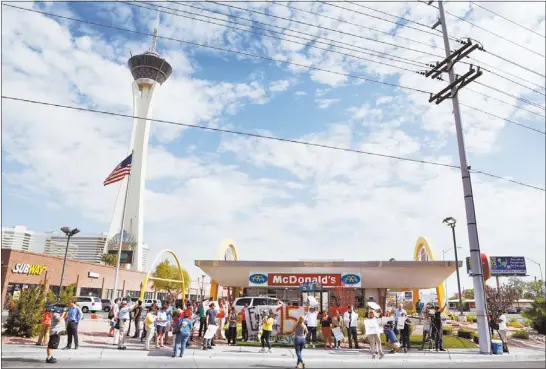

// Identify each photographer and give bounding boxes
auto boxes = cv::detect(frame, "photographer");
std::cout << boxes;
[432,304,447,352]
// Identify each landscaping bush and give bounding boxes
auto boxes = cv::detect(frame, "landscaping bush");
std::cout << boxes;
[466,314,477,323]
[457,328,476,339]
[406,309,416,317]
[532,316,546,335]
[511,330,530,340]
[508,321,524,329]
[522,297,546,335]
[3,286,46,337]
[443,325,454,336]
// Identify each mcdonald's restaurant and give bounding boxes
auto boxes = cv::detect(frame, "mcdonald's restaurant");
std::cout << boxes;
[196,237,462,313]
[1,249,158,302]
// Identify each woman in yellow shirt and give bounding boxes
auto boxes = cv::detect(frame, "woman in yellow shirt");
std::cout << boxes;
[260,310,274,353]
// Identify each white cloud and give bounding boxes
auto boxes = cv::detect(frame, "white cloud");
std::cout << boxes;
[376,96,393,105]
[315,98,340,109]
[294,91,307,97]
[269,79,290,92]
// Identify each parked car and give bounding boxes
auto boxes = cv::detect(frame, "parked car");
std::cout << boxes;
[232,296,285,314]
[76,296,102,313]
[143,299,162,309]
[46,303,68,314]
[101,299,113,312]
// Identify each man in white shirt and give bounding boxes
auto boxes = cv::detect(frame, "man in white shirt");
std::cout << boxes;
[115,301,137,350]
[343,305,359,349]
[393,304,407,338]
[497,310,508,343]
[304,307,318,348]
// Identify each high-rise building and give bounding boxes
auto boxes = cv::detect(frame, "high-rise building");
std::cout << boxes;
[1,225,45,252]
[106,19,171,272]
[45,233,107,264]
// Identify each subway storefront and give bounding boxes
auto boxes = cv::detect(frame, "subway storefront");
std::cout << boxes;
[1,249,156,302]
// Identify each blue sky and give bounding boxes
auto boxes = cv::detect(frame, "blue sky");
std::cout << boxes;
[2,1,545,294]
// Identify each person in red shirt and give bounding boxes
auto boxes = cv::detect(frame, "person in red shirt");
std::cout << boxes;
[183,302,194,346]
[36,307,53,346]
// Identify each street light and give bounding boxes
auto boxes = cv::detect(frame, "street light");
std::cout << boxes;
[443,217,464,316]
[526,257,545,297]
[200,274,206,301]
[58,226,80,299]
[442,247,462,308]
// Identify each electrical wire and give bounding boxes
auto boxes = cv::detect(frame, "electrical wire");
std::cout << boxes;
[474,81,546,111]
[2,3,431,94]
[459,103,546,135]
[3,95,544,192]
[466,87,546,119]
[130,1,425,73]
[482,50,546,79]
[478,67,545,97]
[207,1,445,58]
[173,1,431,68]
[469,1,545,39]
[430,2,545,59]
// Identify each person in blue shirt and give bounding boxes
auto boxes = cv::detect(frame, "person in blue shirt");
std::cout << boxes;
[165,303,174,345]
[173,310,193,358]
[63,299,82,350]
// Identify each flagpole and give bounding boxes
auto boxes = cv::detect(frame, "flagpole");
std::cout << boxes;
[112,170,131,300]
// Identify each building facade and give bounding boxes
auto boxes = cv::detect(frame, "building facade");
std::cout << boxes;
[45,233,107,264]
[1,225,46,253]
[44,237,78,259]
[1,249,156,302]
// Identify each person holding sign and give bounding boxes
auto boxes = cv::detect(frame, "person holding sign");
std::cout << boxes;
[331,310,343,349]
[260,309,274,353]
[202,303,217,350]
[365,309,384,359]
[320,311,332,349]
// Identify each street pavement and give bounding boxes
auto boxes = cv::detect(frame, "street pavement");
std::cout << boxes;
[2,343,545,368]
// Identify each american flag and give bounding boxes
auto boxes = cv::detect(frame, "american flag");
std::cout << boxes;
[103,154,132,186]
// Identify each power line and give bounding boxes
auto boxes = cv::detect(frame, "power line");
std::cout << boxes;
[478,67,545,97]
[469,2,546,39]
[131,2,425,73]
[173,1,430,68]
[459,103,546,135]
[474,81,546,111]
[430,2,545,59]
[3,3,430,94]
[466,87,546,119]
[207,1,445,58]
[483,50,546,79]
[3,95,544,192]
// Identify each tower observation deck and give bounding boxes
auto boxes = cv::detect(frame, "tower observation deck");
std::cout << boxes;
[127,50,172,84]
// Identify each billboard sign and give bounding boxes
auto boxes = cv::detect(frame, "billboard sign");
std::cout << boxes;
[108,250,134,264]
[489,256,527,276]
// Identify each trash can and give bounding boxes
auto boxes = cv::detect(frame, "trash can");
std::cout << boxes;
[491,339,503,355]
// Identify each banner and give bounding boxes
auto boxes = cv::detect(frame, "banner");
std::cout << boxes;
[332,327,344,341]
[244,305,305,342]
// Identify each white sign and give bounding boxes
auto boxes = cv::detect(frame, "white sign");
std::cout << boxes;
[396,317,406,330]
[204,325,217,340]
[332,327,344,341]
[367,301,380,310]
[364,318,381,335]
[88,272,99,279]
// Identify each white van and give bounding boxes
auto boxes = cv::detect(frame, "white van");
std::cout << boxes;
[76,296,102,313]
[143,299,162,309]
[233,296,285,314]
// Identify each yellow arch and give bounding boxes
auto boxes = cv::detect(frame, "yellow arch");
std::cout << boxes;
[210,240,239,301]
[412,237,446,309]
[139,249,186,304]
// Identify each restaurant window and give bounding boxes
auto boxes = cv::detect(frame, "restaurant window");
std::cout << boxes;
[106,289,123,299]
[79,287,102,297]
[126,290,140,297]
[144,292,154,300]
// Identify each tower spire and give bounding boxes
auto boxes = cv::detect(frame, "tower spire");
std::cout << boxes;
[150,12,160,54]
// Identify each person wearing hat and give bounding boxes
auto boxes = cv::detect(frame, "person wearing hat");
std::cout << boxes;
[115,300,138,350]
[173,310,193,357]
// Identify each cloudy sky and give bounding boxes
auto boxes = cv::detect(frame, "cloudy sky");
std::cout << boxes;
[2,1,545,295]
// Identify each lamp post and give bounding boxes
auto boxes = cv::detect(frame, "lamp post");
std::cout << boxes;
[200,274,206,301]
[443,217,464,316]
[58,226,80,299]
[443,246,463,311]
[526,257,545,296]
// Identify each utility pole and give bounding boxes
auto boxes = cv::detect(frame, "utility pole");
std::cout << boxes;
[424,0,491,354]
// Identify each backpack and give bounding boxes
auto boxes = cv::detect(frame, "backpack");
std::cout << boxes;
[174,319,190,335]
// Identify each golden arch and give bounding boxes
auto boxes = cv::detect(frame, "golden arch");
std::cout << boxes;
[139,249,186,304]
[412,237,447,309]
[210,240,240,301]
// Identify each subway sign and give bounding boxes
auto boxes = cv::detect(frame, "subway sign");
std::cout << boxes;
[12,263,47,276]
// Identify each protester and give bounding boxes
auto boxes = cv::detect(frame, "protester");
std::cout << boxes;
[416,299,425,324]
[173,310,193,357]
[384,320,401,353]
[393,303,407,338]
[63,299,81,350]
[304,306,318,348]
[198,300,208,339]
[432,304,447,352]
[110,298,121,339]
[331,310,342,349]
[295,316,308,368]
[132,300,143,339]
[227,306,238,345]
[156,305,169,348]
[36,307,52,346]
[144,306,157,350]
[116,300,138,350]
[497,310,508,344]
[366,309,384,359]
[320,311,332,349]
[202,303,217,350]
[216,298,227,340]
[400,314,412,352]
[183,302,194,345]
[343,305,359,349]
[45,309,65,364]
[240,303,249,341]
[421,309,431,349]
[260,309,274,353]
[165,302,174,345]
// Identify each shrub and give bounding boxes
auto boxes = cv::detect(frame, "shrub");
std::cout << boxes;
[3,286,46,337]
[522,297,546,335]
[511,330,530,340]
[466,314,477,323]
[532,316,546,335]
[443,325,454,336]
[508,321,524,329]
[406,309,416,317]
[457,328,476,339]
[509,316,519,324]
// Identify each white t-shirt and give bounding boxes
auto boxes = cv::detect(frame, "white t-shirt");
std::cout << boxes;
[305,311,318,327]
[156,310,168,327]
[498,314,507,330]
